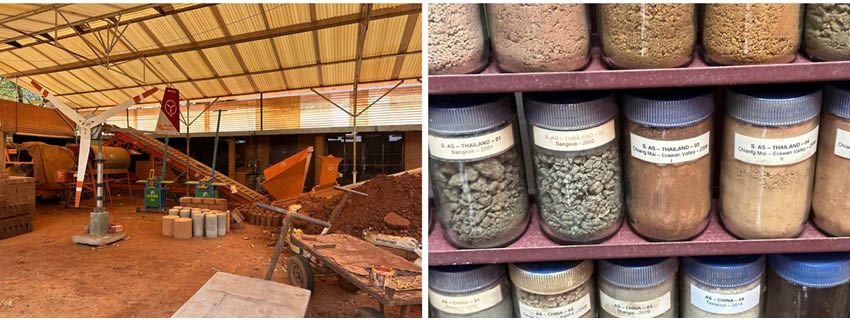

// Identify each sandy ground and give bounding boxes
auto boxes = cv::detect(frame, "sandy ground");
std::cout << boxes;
[0,194,421,318]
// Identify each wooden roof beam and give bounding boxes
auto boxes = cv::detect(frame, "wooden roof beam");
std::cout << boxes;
[0,4,72,25]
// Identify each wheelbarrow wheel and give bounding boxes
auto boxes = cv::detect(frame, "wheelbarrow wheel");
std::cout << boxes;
[287,255,314,291]
[351,307,384,318]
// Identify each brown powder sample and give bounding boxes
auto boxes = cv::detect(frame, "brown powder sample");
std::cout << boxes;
[486,4,589,72]
[428,4,488,75]
[703,4,802,65]
[598,4,696,69]
[812,112,850,236]
[626,118,712,241]
[720,116,818,239]
[804,4,850,61]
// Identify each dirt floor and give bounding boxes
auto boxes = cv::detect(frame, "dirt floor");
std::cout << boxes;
[0,194,421,318]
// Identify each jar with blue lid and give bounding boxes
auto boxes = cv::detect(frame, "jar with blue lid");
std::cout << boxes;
[813,83,850,237]
[429,94,529,248]
[597,257,679,318]
[523,92,623,244]
[509,260,596,318]
[429,264,515,318]
[720,85,822,239]
[681,255,766,317]
[765,253,850,317]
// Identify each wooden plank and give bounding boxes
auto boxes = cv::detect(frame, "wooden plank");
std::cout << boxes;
[171,272,310,318]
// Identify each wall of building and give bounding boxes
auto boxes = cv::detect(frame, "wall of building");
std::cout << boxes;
[404,130,422,171]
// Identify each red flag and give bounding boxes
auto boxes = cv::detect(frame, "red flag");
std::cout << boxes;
[155,87,180,134]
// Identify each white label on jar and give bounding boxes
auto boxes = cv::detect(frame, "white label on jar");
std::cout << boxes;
[600,291,671,318]
[517,292,592,318]
[835,128,850,160]
[630,131,710,164]
[429,124,515,161]
[532,119,616,152]
[734,127,819,166]
[429,285,503,315]
[689,284,760,315]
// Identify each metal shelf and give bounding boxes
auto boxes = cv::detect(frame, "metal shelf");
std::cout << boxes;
[428,203,850,266]
[428,49,850,95]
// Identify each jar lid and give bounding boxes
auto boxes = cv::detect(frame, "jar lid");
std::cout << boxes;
[623,88,714,128]
[725,85,822,127]
[429,94,516,136]
[682,255,765,288]
[598,257,678,289]
[825,83,850,120]
[429,264,507,294]
[768,253,850,288]
[523,91,617,131]
[509,260,593,295]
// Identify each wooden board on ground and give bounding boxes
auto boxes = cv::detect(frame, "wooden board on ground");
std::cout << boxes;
[171,272,310,318]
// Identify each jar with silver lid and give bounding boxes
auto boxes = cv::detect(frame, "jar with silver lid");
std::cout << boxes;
[523,92,623,244]
[597,257,679,318]
[429,264,515,318]
[509,260,596,318]
[681,255,766,318]
[429,94,530,249]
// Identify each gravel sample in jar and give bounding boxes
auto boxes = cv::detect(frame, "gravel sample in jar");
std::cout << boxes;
[681,255,766,318]
[804,4,850,61]
[813,84,850,237]
[765,253,850,317]
[429,94,529,249]
[486,4,590,72]
[598,4,696,69]
[523,92,623,244]
[597,257,679,318]
[429,4,489,75]
[509,260,596,318]
[623,89,714,241]
[430,264,515,318]
[720,86,821,239]
[702,4,803,65]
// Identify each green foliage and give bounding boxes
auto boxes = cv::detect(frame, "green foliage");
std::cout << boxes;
[0,76,42,104]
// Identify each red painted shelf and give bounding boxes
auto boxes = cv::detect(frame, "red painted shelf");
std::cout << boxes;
[428,202,850,266]
[428,48,850,95]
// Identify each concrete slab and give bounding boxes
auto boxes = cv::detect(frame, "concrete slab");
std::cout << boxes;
[71,231,127,246]
[171,272,311,318]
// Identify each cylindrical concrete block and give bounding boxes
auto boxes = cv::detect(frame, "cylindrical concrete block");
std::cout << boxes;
[173,206,183,210]
[168,208,179,216]
[179,209,190,218]
[216,212,226,236]
[191,211,204,237]
[162,215,178,236]
[205,213,218,239]
[174,218,193,240]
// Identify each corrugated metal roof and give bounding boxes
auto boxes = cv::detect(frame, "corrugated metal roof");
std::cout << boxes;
[0,3,421,109]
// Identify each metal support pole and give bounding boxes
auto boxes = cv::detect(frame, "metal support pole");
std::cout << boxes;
[161,135,169,179]
[210,110,224,180]
[185,100,191,196]
[96,144,104,210]
[259,92,263,131]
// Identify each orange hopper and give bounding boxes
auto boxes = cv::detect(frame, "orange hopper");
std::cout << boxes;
[261,147,314,201]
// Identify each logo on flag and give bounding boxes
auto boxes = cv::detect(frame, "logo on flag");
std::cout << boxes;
[155,87,180,134]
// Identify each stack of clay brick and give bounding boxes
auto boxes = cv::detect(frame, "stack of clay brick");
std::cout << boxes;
[161,206,230,240]
[179,196,228,211]
[0,176,36,240]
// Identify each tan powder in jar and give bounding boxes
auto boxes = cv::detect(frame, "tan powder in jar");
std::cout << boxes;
[625,118,712,241]
[598,4,696,69]
[428,4,488,75]
[720,115,818,239]
[812,112,850,236]
[486,4,590,72]
[703,4,802,65]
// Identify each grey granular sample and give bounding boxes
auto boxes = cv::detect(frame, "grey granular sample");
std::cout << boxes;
[516,281,594,317]
[428,4,488,75]
[432,148,529,248]
[533,143,623,243]
[804,4,850,61]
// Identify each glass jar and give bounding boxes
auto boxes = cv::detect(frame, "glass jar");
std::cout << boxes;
[765,253,850,317]
[509,260,596,318]
[598,4,696,69]
[720,86,821,239]
[429,94,530,249]
[804,4,850,61]
[702,4,803,65]
[623,89,714,241]
[597,257,679,318]
[429,264,515,318]
[428,4,489,75]
[681,255,766,318]
[486,4,590,72]
[813,84,850,236]
[523,92,623,244]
